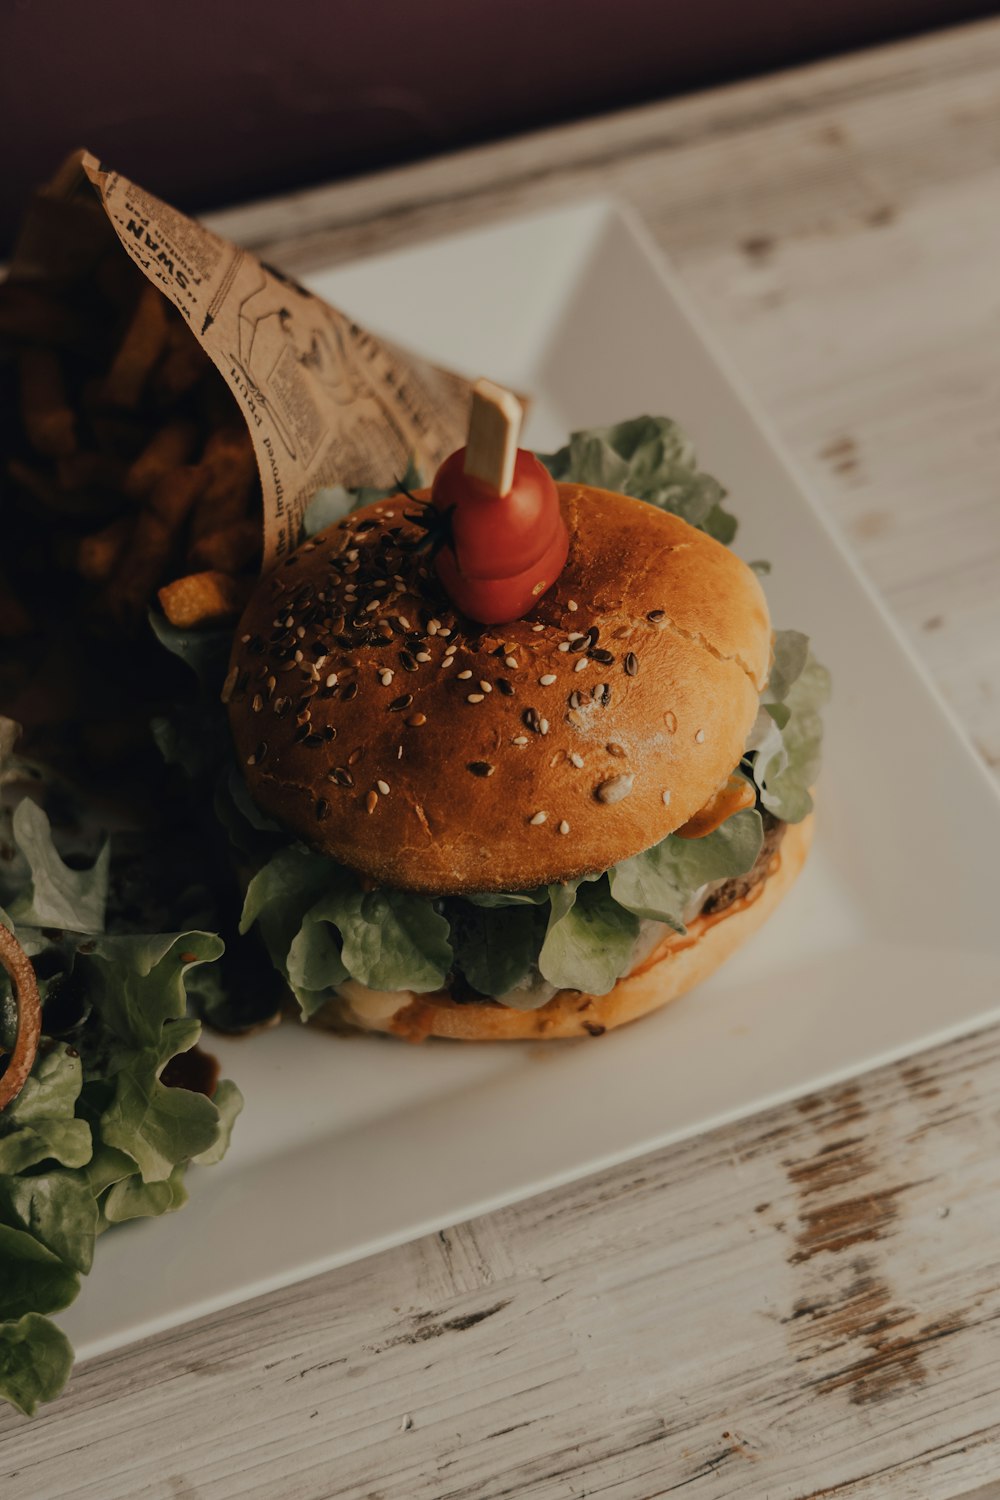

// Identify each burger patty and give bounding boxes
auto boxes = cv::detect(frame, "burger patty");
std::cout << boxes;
[701,809,785,916]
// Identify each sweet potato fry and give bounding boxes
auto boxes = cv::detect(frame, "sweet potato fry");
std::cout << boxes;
[0,281,85,345]
[158,570,252,629]
[151,323,212,401]
[76,516,134,583]
[103,465,208,628]
[101,282,170,408]
[19,348,76,457]
[123,419,198,500]
[187,518,260,574]
[189,427,259,540]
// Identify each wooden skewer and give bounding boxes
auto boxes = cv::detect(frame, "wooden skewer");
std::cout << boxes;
[463,378,523,496]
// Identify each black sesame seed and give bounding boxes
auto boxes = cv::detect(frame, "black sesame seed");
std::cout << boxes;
[273,697,291,717]
[399,650,418,672]
[625,652,639,676]
[467,761,495,777]
[342,682,359,701]
[304,732,324,747]
[293,723,311,742]
[590,647,615,665]
[331,767,354,787]
[647,609,665,622]
[247,635,265,655]
[496,677,515,696]
[602,683,612,707]
[389,693,413,712]
[315,798,330,821]
[253,741,267,762]
[323,725,337,741]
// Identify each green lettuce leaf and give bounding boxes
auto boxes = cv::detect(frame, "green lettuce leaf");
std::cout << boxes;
[331,887,451,994]
[103,1164,189,1225]
[0,1171,99,1275]
[6,800,109,934]
[0,1314,74,1417]
[745,634,831,823]
[448,902,548,1002]
[609,810,764,929]
[540,416,738,543]
[0,1046,92,1176]
[0,1224,80,1321]
[539,879,640,995]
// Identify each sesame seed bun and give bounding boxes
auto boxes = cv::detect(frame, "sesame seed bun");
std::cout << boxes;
[226,483,771,895]
[310,813,813,1041]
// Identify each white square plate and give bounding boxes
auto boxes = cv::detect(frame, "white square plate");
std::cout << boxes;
[65,200,1000,1359]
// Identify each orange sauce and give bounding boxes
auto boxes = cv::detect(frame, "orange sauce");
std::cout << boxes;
[674,774,756,839]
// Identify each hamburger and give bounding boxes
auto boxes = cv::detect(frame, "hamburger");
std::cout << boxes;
[223,402,827,1042]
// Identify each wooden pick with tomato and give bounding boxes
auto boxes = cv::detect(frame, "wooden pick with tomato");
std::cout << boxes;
[431,379,570,625]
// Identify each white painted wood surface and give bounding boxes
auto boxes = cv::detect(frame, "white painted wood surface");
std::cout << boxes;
[4,17,1000,1497]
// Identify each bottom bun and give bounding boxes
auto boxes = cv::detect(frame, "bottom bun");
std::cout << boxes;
[313,814,814,1043]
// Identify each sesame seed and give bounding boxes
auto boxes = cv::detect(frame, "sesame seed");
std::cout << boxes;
[400,650,418,672]
[315,798,330,821]
[397,615,411,631]
[348,747,364,766]
[558,642,571,652]
[438,627,452,637]
[379,669,394,686]
[568,600,579,612]
[329,767,354,787]
[647,609,665,622]
[467,693,485,703]
[539,718,550,735]
[505,656,519,669]
[445,644,458,656]
[512,735,529,745]
[625,652,639,677]
[590,647,615,665]
[559,820,570,834]
[567,632,584,642]
[377,779,390,796]
[251,693,263,713]
[467,761,495,777]
[606,742,626,758]
[397,745,404,758]
[366,791,378,814]
[479,681,493,693]
[221,667,239,704]
[406,713,427,727]
[439,656,453,669]
[389,694,413,712]
[696,729,706,743]
[595,774,634,805]
[427,618,441,634]
[532,624,545,633]
[325,671,339,688]
[294,649,304,662]
[539,673,557,686]
[496,677,515,696]
[664,710,677,733]
[457,669,473,680]
[346,549,359,561]
[570,753,585,768]
[529,811,548,825]
[365,599,379,613]
[574,657,588,673]
[416,652,431,663]
[662,789,672,805]
[240,633,251,644]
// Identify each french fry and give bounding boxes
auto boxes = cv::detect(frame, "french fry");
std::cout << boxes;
[103,465,208,627]
[19,348,76,457]
[101,282,170,408]
[152,322,212,401]
[157,570,252,629]
[57,451,128,492]
[123,419,198,500]
[0,565,34,639]
[187,518,261,574]
[189,426,258,540]
[76,516,134,583]
[0,281,85,345]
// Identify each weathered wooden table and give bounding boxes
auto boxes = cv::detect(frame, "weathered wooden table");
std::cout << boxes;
[5,17,1000,1497]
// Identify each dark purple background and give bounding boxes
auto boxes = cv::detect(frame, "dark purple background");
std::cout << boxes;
[5,1,996,253]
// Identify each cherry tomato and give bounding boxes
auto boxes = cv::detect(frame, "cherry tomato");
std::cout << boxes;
[430,447,570,625]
